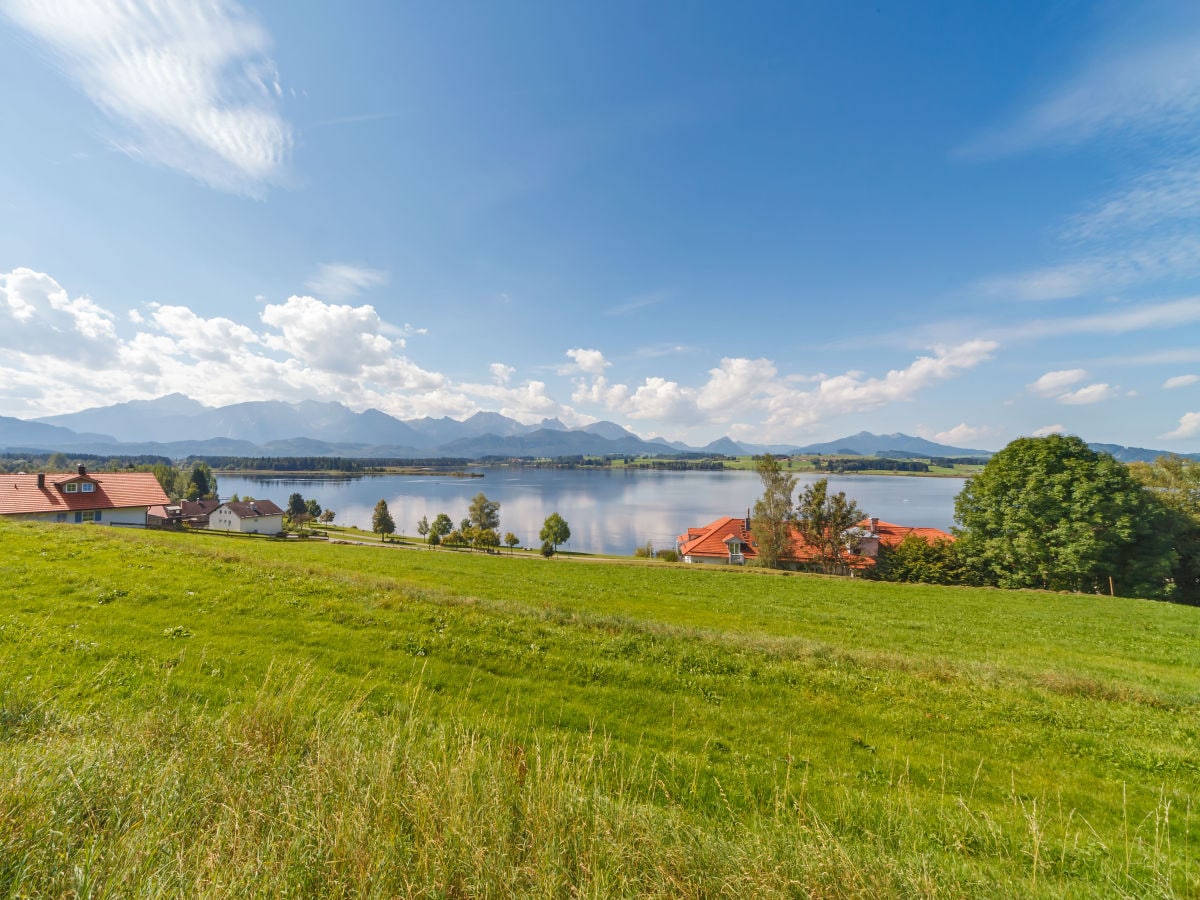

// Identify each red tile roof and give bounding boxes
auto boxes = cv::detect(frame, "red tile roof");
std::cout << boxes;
[677,515,954,566]
[0,471,169,516]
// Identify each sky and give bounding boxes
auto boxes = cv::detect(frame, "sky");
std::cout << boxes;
[2,1,1200,452]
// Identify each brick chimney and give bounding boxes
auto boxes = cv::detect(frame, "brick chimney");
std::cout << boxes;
[77,464,87,476]
[37,473,45,488]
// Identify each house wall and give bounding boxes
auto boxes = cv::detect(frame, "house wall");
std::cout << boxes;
[682,554,738,565]
[8,507,149,526]
[209,508,283,534]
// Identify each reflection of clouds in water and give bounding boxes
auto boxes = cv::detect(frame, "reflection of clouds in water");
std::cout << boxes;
[217,469,962,555]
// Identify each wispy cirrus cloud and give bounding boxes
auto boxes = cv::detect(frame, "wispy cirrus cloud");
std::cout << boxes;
[306,263,388,301]
[0,0,292,196]
[959,28,1200,159]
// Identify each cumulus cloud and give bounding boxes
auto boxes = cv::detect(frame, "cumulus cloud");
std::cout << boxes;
[260,295,394,374]
[490,363,515,385]
[1,0,293,195]
[918,423,1003,448]
[0,267,118,363]
[1057,383,1117,405]
[1032,424,1067,437]
[1164,374,1200,389]
[1028,369,1088,397]
[569,341,997,438]
[1165,411,1200,440]
[563,348,610,376]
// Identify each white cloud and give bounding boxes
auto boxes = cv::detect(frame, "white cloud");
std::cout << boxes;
[570,341,997,438]
[1028,369,1088,397]
[563,348,610,376]
[1,0,293,196]
[0,267,118,362]
[1165,411,1200,440]
[1066,157,1200,241]
[1057,383,1117,405]
[1032,424,1066,437]
[489,363,515,385]
[974,235,1200,302]
[306,264,388,301]
[960,29,1200,158]
[918,423,1003,448]
[1001,297,1200,341]
[260,295,394,374]
[1164,374,1200,389]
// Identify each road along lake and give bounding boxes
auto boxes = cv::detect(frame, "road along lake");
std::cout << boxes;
[216,468,966,556]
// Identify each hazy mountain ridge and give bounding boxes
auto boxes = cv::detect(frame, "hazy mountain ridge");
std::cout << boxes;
[5,395,1196,462]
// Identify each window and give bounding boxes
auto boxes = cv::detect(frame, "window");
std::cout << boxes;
[81,482,95,493]
[56,513,66,523]
[64,483,78,493]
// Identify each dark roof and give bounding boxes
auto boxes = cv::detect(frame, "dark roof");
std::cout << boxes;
[221,499,284,518]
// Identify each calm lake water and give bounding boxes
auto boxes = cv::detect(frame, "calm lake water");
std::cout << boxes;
[216,468,966,556]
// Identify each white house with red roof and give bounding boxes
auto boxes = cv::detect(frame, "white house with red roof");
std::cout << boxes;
[0,465,169,526]
[677,514,953,568]
[209,499,285,535]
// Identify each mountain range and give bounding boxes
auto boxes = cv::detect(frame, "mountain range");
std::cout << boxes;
[0,394,1194,463]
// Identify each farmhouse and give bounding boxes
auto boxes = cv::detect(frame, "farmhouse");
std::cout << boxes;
[208,499,285,535]
[147,498,222,529]
[677,514,953,568]
[0,465,168,526]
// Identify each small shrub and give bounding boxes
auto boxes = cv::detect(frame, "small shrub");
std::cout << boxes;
[633,541,654,559]
[656,549,679,563]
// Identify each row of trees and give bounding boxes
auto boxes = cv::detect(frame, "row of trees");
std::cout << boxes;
[754,436,1200,602]
[285,492,336,528]
[369,493,572,557]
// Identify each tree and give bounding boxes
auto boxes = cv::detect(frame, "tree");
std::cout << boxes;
[417,515,430,543]
[319,509,336,524]
[504,532,520,553]
[1129,455,1200,603]
[539,513,571,554]
[475,528,501,553]
[751,454,797,568]
[372,499,396,542]
[954,435,1175,597]
[431,513,453,541]
[540,540,555,558]
[871,534,969,585]
[187,463,218,501]
[305,498,322,519]
[795,478,863,573]
[468,493,501,531]
[287,492,306,518]
[460,518,472,534]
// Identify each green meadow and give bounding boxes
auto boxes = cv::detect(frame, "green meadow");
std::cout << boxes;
[2,521,1198,897]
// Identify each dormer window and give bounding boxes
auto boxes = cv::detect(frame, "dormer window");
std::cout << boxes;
[64,483,78,493]
[81,482,95,493]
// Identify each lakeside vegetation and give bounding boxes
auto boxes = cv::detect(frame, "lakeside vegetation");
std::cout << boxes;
[2,520,1198,896]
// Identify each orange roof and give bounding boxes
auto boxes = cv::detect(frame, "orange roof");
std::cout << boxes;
[0,471,169,516]
[679,515,954,566]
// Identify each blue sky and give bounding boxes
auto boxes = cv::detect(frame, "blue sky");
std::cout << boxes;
[2,0,1200,451]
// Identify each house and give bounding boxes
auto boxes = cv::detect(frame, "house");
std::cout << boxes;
[677,514,953,568]
[0,465,168,526]
[208,499,285,535]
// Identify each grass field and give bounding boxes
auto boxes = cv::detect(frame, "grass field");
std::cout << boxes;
[2,521,1198,896]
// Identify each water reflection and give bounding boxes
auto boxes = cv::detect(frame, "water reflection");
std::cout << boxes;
[216,468,965,555]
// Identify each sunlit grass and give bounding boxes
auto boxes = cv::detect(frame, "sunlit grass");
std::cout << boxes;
[1,521,1197,896]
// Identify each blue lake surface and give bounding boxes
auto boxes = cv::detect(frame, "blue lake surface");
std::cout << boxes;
[216,467,966,556]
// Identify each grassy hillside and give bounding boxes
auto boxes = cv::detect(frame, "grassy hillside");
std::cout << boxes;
[2,522,1198,897]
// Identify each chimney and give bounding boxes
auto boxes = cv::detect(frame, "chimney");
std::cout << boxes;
[77,464,87,476]
[869,517,879,533]
[745,507,751,530]
[37,473,45,488]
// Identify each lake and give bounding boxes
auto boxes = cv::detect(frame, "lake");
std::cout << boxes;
[215,468,966,556]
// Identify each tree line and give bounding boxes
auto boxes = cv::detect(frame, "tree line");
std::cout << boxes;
[754,435,1200,603]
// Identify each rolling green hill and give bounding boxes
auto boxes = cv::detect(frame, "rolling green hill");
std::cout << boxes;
[2,522,1197,896]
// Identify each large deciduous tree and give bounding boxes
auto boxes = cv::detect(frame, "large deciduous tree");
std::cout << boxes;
[751,454,796,569]
[794,478,863,573]
[1129,455,1200,603]
[539,513,571,554]
[468,493,501,531]
[954,435,1175,597]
